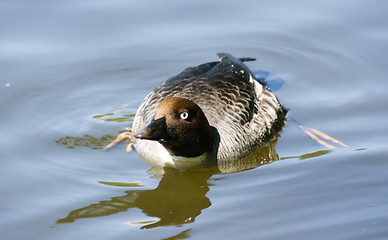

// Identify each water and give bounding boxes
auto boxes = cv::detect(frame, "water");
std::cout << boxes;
[1,0,388,239]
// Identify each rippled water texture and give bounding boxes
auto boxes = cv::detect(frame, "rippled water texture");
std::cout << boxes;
[1,0,388,239]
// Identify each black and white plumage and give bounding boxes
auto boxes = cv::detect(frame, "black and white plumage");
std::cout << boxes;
[132,53,286,168]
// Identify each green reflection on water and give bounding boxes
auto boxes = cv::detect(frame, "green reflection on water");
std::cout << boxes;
[57,168,213,229]
[355,148,367,151]
[56,111,135,149]
[56,135,116,150]
[57,190,139,224]
[93,112,135,123]
[98,181,143,187]
[280,150,332,161]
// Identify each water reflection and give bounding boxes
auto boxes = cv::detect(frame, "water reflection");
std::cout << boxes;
[280,149,332,160]
[93,112,135,123]
[55,112,135,149]
[56,137,332,229]
[56,134,115,150]
[57,138,282,228]
[57,167,213,229]
[217,137,280,174]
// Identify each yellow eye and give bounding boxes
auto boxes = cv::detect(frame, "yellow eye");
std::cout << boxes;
[180,111,189,120]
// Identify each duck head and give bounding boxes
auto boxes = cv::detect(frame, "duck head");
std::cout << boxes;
[134,97,214,158]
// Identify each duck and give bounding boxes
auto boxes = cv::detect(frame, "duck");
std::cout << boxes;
[104,53,348,169]
[113,53,287,169]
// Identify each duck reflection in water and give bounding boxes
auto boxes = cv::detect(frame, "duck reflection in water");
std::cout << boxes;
[57,137,280,229]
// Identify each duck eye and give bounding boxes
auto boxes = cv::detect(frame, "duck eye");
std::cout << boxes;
[180,111,189,120]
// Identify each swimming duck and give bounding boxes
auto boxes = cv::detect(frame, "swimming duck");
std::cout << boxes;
[104,53,348,169]
[118,53,287,168]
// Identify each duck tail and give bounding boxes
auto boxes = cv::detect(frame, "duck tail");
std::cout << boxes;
[217,53,256,62]
[216,53,265,85]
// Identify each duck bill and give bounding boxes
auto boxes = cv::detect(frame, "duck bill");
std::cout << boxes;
[134,117,169,141]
